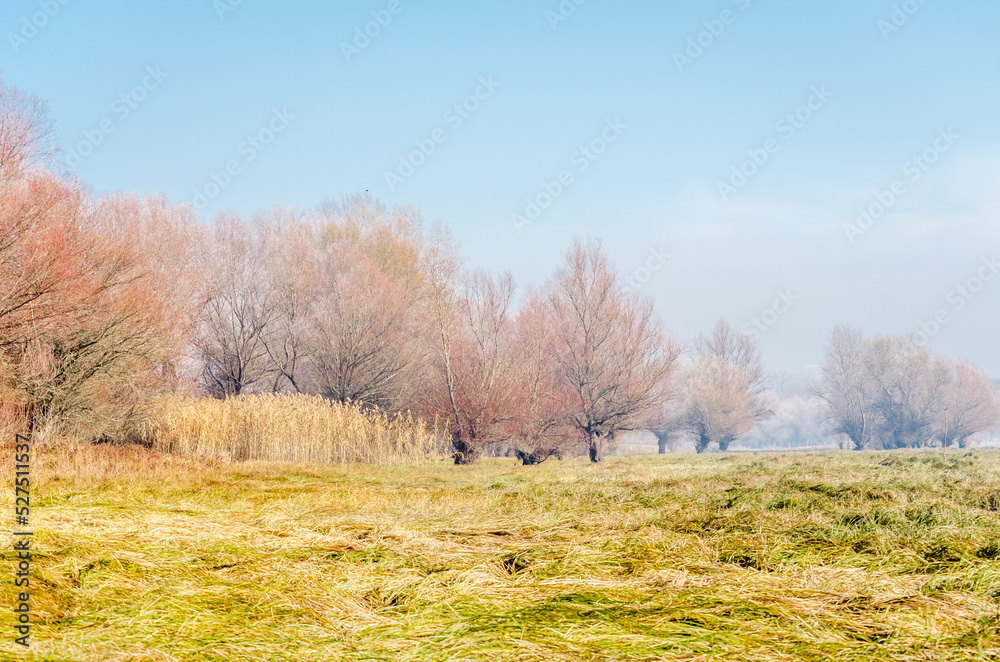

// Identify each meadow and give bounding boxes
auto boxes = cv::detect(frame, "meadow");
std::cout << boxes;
[3,445,1000,661]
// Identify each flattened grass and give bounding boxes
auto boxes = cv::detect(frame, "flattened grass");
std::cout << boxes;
[3,448,1000,660]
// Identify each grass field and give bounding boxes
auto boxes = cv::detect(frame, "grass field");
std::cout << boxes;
[4,446,1000,661]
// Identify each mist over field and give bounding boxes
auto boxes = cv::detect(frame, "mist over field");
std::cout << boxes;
[2,1,1000,660]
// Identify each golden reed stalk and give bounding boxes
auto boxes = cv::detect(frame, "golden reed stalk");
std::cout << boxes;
[140,394,447,464]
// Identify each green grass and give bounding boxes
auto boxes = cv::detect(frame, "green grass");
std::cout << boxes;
[4,449,1000,660]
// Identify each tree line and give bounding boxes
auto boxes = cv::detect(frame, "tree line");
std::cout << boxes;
[817,327,998,450]
[2,78,997,460]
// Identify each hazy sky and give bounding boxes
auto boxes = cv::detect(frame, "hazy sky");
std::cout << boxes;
[4,0,999,375]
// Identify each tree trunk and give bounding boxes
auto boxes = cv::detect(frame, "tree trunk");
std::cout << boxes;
[514,449,552,466]
[719,437,733,452]
[589,432,606,463]
[452,437,480,465]
[655,433,669,454]
[695,432,710,454]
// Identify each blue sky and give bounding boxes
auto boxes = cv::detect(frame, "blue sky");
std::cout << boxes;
[3,0,999,374]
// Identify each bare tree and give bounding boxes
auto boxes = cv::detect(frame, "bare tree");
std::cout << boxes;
[546,239,679,462]
[651,400,686,454]
[194,215,275,397]
[419,225,473,463]
[650,357,688,453]
[683,355,756,453]
[18,193,201,440]
[682,320,771,452]
[939,360,999,448]
[421,255,523,464]
[0,78,81,353]
[700,320,772,428]
[865,335,948,449]
[817,326,881,450]
[1,80,198,440]
[316,193,426,299]
[0,172,82,352]
[304,243,413,408]
[256,211,320,394]
[507,292,579,465]
[312,194,429,410]
[818,328,992,450]
[0,76,55,178]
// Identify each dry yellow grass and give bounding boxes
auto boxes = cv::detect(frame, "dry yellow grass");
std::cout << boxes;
[140,394,447,464]
[2,445,1000,661]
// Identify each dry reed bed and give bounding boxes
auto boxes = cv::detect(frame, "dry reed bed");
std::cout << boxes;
[140,394,447,464]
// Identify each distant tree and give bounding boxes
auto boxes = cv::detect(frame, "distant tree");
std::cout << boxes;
[700,320,772,431]
[419,229,524,464]
[453,271,523,462]
[743,393,835,450]
[194,215,275,397]
[304,243,414,408]
[939,361,999,448]
[865,335,948,449]
[506,292,579,465]
[419,225,465,460]
[650,361,687,454]
[422,258,522,464]
[651,403,686,454]
[546,239,679,462]
[256,211,321,394]
[817,326,881,451]
[316,194,427,298]
[312,195,429,410]
[818,328,995,450]
[683,355,755,453]
[682,320,771,453]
